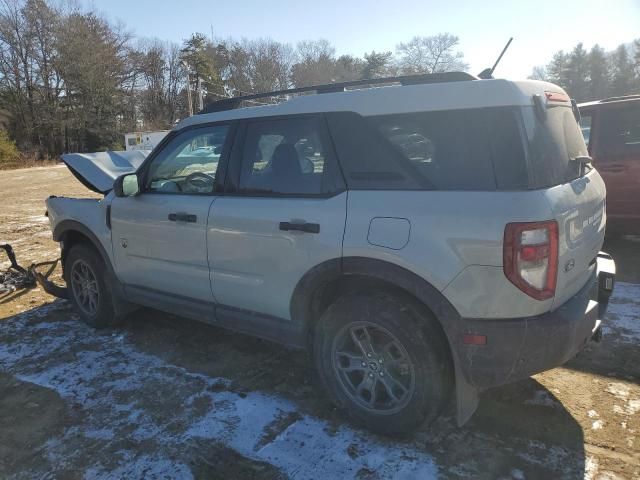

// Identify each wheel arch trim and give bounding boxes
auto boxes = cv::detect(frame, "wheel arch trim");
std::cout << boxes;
[290,255,479,425]
[53,220,115,279]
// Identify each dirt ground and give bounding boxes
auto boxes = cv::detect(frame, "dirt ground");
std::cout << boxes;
[0,165,639,479]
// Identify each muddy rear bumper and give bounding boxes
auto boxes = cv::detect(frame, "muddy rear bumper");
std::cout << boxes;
[455,252,616,389]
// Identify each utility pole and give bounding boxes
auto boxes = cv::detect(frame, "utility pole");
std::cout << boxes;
[183,60,193,116]
[197,77,204,112]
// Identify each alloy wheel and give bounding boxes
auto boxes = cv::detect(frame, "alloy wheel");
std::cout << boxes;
[331,321,416,414]
[70,259,100,317]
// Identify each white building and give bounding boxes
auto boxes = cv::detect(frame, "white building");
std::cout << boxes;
[124,131,170,151]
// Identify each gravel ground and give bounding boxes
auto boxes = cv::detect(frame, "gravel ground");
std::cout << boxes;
[0,165,639,479]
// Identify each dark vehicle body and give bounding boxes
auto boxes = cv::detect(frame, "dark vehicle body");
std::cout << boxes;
[580,96,640,235]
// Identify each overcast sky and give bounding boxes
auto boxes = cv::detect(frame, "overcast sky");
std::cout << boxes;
[86,0,640,79]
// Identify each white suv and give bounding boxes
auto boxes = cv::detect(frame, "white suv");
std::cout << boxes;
[46,73,616,434]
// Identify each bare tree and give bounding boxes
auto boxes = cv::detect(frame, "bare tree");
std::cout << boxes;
[212,37,293,98]
[135,39,187,129]
[0,0,63,154]
[395,33,467,74]
[528,66,547,81]
[290,39,337,87]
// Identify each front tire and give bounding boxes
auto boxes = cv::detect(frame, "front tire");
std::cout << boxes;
[314,291,451,435]
[65,244,117,328]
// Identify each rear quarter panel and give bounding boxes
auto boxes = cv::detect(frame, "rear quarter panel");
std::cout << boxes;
[343,190,556,319]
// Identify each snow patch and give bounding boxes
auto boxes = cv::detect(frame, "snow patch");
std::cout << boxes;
[0,307,439,479]
[606,383,630,401]
[83,455,193,480]
[584,455,599,480]
[511,468,525,479]
[591,420,603,430]
[604,282,640,343]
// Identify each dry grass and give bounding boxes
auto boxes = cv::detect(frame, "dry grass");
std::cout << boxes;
[0,157,60,171]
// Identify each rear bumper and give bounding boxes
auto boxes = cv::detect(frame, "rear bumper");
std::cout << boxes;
[456,252,616,389]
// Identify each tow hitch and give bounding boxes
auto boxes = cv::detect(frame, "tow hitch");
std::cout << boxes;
[0,244,68,299]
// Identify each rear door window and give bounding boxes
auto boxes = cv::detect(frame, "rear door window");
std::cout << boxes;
[237,117,334,195]
[596,106,640,157]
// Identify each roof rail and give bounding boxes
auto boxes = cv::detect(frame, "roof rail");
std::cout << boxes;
[199,71,477,114]
[599,94,640,103]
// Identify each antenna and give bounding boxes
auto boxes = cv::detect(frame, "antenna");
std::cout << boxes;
[478,37,513,79]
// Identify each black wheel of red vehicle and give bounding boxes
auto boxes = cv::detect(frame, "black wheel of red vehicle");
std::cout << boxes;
[314,291,452,435]
[65,244,118,328]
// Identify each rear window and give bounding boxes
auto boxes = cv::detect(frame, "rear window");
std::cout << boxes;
[522,105,589,188]
[327,108,528,191]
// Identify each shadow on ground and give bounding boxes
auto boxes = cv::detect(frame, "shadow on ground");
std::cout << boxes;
[123,307,587,479]
[0,300,596,478]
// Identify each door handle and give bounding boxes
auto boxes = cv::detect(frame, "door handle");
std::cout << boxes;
[168,212,197,223]
[598,164,626,173]
[279,221,320,234]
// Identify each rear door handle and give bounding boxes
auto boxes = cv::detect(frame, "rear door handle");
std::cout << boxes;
[279,221,320,234]
[168,212,197,223]
[598,164,626,173]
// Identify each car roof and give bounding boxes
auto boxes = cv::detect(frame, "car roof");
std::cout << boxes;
[176,79,563,131]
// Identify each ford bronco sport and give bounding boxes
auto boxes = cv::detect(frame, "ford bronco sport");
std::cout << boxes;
[47,73,616,434]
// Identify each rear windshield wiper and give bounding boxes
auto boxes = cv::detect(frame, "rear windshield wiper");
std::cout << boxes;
[571,155,592,164]
[571,155,593,176]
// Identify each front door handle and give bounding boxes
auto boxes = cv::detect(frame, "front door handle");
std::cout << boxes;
[168,212,197,223]
[279,221,320,234]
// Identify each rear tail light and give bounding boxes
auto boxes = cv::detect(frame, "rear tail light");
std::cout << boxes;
[503,221,558,300]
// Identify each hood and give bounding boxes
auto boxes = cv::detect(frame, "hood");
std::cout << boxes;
[61,150,150,194]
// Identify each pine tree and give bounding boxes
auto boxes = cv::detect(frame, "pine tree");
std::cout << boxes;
[546,51,569,87]
[609,44,637,97]
[588,45,610,100]
[361,51,392,79]
[181,33,222,107]
[565,43,589,101]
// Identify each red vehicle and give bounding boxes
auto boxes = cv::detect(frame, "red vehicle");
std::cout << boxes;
[579,96,640,235]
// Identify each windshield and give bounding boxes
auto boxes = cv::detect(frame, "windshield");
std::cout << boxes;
[522,105,590,188]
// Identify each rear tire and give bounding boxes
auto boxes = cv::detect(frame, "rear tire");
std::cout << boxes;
[65,244,118,328]
[314,291,451,435]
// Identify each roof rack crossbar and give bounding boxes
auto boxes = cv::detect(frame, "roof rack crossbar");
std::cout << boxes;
[199,71,477,114]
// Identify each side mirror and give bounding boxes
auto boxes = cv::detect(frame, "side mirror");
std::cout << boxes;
[113,173,140,197]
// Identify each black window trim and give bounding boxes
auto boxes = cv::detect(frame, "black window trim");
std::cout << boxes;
[223,113,347,199]
[135,120,238,197]
[579,107,595,153]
